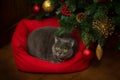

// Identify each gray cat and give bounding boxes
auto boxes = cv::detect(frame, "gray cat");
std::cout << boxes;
[27,27,78,63]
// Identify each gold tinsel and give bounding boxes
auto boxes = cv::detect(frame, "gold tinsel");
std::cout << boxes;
[76,12,87,23]
[96,44,103,60]
[92,16,114,38]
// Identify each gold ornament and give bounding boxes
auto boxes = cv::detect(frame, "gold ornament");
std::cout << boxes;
[92,16,114,38]
[96,44,103,60]
[76,12,87,23]
[42,0,54,12]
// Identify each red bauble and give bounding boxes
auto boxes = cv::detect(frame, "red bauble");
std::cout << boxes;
[33,4,40,13]
[83,48,93,60]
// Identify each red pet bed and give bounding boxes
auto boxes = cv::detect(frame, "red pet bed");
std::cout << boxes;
[12,18,93,73]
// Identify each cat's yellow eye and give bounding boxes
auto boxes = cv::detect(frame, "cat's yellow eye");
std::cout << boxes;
[56,47,60,50]
[63,48,68,52]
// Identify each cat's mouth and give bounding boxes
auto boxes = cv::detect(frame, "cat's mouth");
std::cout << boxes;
[55,56,64,62]
[55,54,68,62]
[55,53,65,57]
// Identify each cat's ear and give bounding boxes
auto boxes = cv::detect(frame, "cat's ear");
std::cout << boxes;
[69,39,75,47]
[54,36,60,43]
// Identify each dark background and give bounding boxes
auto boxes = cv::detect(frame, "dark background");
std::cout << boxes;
[0,0,32,48]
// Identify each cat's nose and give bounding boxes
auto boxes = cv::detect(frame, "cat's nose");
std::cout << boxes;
[56,52,61,56]
[57,52,62,56]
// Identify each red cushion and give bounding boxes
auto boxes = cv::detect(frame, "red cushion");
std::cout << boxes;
[11,18,92,73]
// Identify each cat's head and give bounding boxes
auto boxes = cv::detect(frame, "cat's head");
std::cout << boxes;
[52,36,75,62]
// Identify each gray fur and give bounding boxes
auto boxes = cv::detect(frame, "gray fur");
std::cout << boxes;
[27,27,78,63]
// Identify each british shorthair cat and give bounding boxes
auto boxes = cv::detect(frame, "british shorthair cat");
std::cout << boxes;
[27,27,78,63]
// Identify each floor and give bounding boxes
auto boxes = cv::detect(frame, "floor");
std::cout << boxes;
[0,35,120,80]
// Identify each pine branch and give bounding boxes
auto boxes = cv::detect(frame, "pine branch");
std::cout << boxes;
[85,3,97,16]
[65,0,76,12]
[94,4,107,19]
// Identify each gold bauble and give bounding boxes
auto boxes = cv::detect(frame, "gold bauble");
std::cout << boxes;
[96,44,103,60]
[92,16,114,38]
[42,0,54,12]
[76,12,87,23]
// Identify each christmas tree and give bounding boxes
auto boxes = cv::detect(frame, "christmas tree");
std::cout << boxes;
[28,0,120,60]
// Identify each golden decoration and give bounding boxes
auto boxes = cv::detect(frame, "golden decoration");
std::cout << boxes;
[92,16,114,38]
[76,12,87,23]
[42,0,54,12]
[96,44,103,60]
